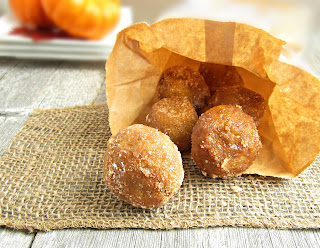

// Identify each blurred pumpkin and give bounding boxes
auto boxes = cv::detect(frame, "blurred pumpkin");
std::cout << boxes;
[10,0,54,27]
[41,0,121,39]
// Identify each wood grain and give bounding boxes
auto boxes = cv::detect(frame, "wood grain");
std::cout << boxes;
[0,115,28,154]
[0,228,34,248]
[0,58,21,80]
[92,80,107,104]
[29,227,320,248]
[0,59,105,111]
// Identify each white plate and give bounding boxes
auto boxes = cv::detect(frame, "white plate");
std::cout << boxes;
[0,49,112,61]
[0,6,132,61]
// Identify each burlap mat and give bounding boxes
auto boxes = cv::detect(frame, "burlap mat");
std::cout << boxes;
[0,104,319,231]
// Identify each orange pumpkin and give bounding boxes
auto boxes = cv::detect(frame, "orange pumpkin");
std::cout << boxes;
[10,0,54,28]
[41,0,121,39]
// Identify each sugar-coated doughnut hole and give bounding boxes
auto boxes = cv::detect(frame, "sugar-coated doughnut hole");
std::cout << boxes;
[104,124,184,209]
[199,63,244,94]
[200,86,266,126]
[191,105,262,178]
[146,97,198,152]
[158,65,210,110]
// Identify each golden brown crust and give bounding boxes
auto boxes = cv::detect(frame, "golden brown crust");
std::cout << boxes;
[191,105,262,178]
[199,63,244,94]
[104,124,184,209]
[146,97,198,152]
[158,65,210,110]
[200,86,266,125]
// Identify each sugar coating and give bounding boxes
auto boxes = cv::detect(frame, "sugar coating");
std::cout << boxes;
[199,63,244,94]
[103,124,184,209]
[191,105,262,178]
[200,86,266,126]
[158,65,210,110]
[146,97,198,152]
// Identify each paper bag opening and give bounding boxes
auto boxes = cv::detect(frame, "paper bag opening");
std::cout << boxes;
[106,18,320,178]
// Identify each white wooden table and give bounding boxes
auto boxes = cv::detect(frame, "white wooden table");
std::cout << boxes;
[0,57,319,248]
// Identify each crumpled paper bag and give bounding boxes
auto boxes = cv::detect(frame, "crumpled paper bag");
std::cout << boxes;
[105,18,320,178]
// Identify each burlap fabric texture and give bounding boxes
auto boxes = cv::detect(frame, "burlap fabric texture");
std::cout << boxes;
[0,104,319,232]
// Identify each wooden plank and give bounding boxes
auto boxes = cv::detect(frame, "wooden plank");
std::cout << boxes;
[0,58,21,80]
[0,228,34,248]
[0,59,59,111]
[30,227,320,248]
[92,81,106,104]
[31,228,225,248]
[268,228,320,248]
[226,227,274,247]
[0,115,29,154]
[0,60,105,111]
[36,61,105,109]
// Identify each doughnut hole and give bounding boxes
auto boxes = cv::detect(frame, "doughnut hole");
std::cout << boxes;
[158,65,210,110]
[104,124,184,209]
[191,105,262,178]
[146,97,198,152]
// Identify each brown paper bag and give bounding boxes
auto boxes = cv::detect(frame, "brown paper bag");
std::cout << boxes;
[105,18,320,178]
